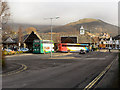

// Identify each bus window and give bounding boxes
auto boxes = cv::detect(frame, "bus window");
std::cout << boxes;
[34,44,39,47]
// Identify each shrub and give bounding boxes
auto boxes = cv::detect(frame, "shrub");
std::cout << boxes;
[95,48,98,51]
[10,51,16,55]
[3,50,9,55]
[8,52,12,55]
[19,51,23,54]
[14,51,17,54]
[16,51,19,54]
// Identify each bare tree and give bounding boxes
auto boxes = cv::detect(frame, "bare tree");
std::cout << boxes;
[0,0,10,67]
[0,0,10,24]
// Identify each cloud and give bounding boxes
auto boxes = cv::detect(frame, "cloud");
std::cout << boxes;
[8,2,118,25]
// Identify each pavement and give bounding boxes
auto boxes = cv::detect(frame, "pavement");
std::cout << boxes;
[97,49,119,52]
[2,51,120,89]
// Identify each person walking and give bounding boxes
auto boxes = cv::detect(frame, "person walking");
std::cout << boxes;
[108,47,111,52]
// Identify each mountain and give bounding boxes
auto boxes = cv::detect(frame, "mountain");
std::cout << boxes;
[2,23,54,32]
[4,18,118,37]
[48,18,118,37]
[66,18,99,26]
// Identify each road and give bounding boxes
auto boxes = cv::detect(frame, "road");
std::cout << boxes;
[2,52,118,89]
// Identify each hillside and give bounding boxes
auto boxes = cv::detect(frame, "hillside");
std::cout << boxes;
[46,18,118,37]
[4,18,118,37]
[66,18,99,26]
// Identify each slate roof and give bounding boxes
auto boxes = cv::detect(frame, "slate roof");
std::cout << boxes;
[113,35,120,40]
[3,36,16,44]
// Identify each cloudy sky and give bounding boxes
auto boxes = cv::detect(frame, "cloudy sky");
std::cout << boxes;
[7,0,118,26]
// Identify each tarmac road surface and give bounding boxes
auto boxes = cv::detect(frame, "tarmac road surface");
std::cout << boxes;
[2,52,118,89]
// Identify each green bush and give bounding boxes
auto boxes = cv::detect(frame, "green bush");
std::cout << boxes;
[19,51,23,54]
[8,52,12,55]
[95,48,98,51]
[3,50,9,55]
[14,51,17,54]
[16,51,19,54]
[10,51,16,55]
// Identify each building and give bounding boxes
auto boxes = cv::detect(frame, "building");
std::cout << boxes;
[23,31,42,51]
[2,36,17,50]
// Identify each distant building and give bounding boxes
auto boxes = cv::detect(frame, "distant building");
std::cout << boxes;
[3,29,101,51]
[23,31,42,51]
[80,26,85,35]
[2,36,17,50]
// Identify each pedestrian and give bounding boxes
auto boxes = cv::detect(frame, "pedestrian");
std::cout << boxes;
[108,47,111,52]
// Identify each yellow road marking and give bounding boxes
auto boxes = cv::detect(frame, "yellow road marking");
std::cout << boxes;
[1,64,27,76]
[49,57,75,59]
[84,55,118,90]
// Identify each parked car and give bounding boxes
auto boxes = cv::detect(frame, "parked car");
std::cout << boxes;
[4,48,12,52]
[18,48,29,52]
[79,49,86,54]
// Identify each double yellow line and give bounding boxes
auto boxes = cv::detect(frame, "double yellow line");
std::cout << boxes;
[1,64,27,76]
[84,55,118,90]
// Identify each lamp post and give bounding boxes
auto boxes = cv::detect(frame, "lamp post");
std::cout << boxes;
[44,17,60,58]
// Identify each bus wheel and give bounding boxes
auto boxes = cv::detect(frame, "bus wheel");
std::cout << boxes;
[68,50,70,53]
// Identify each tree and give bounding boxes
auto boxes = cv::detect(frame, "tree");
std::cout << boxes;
[0,0,10,24]
[0,0,10,67]
[25,27,37,34]
[0,1,10,41]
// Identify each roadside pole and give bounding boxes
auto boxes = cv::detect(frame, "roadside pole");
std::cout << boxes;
[50,18,53,58]
[44,17,60,58]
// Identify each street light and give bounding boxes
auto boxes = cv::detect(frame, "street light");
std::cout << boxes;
[44,17,60,58]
